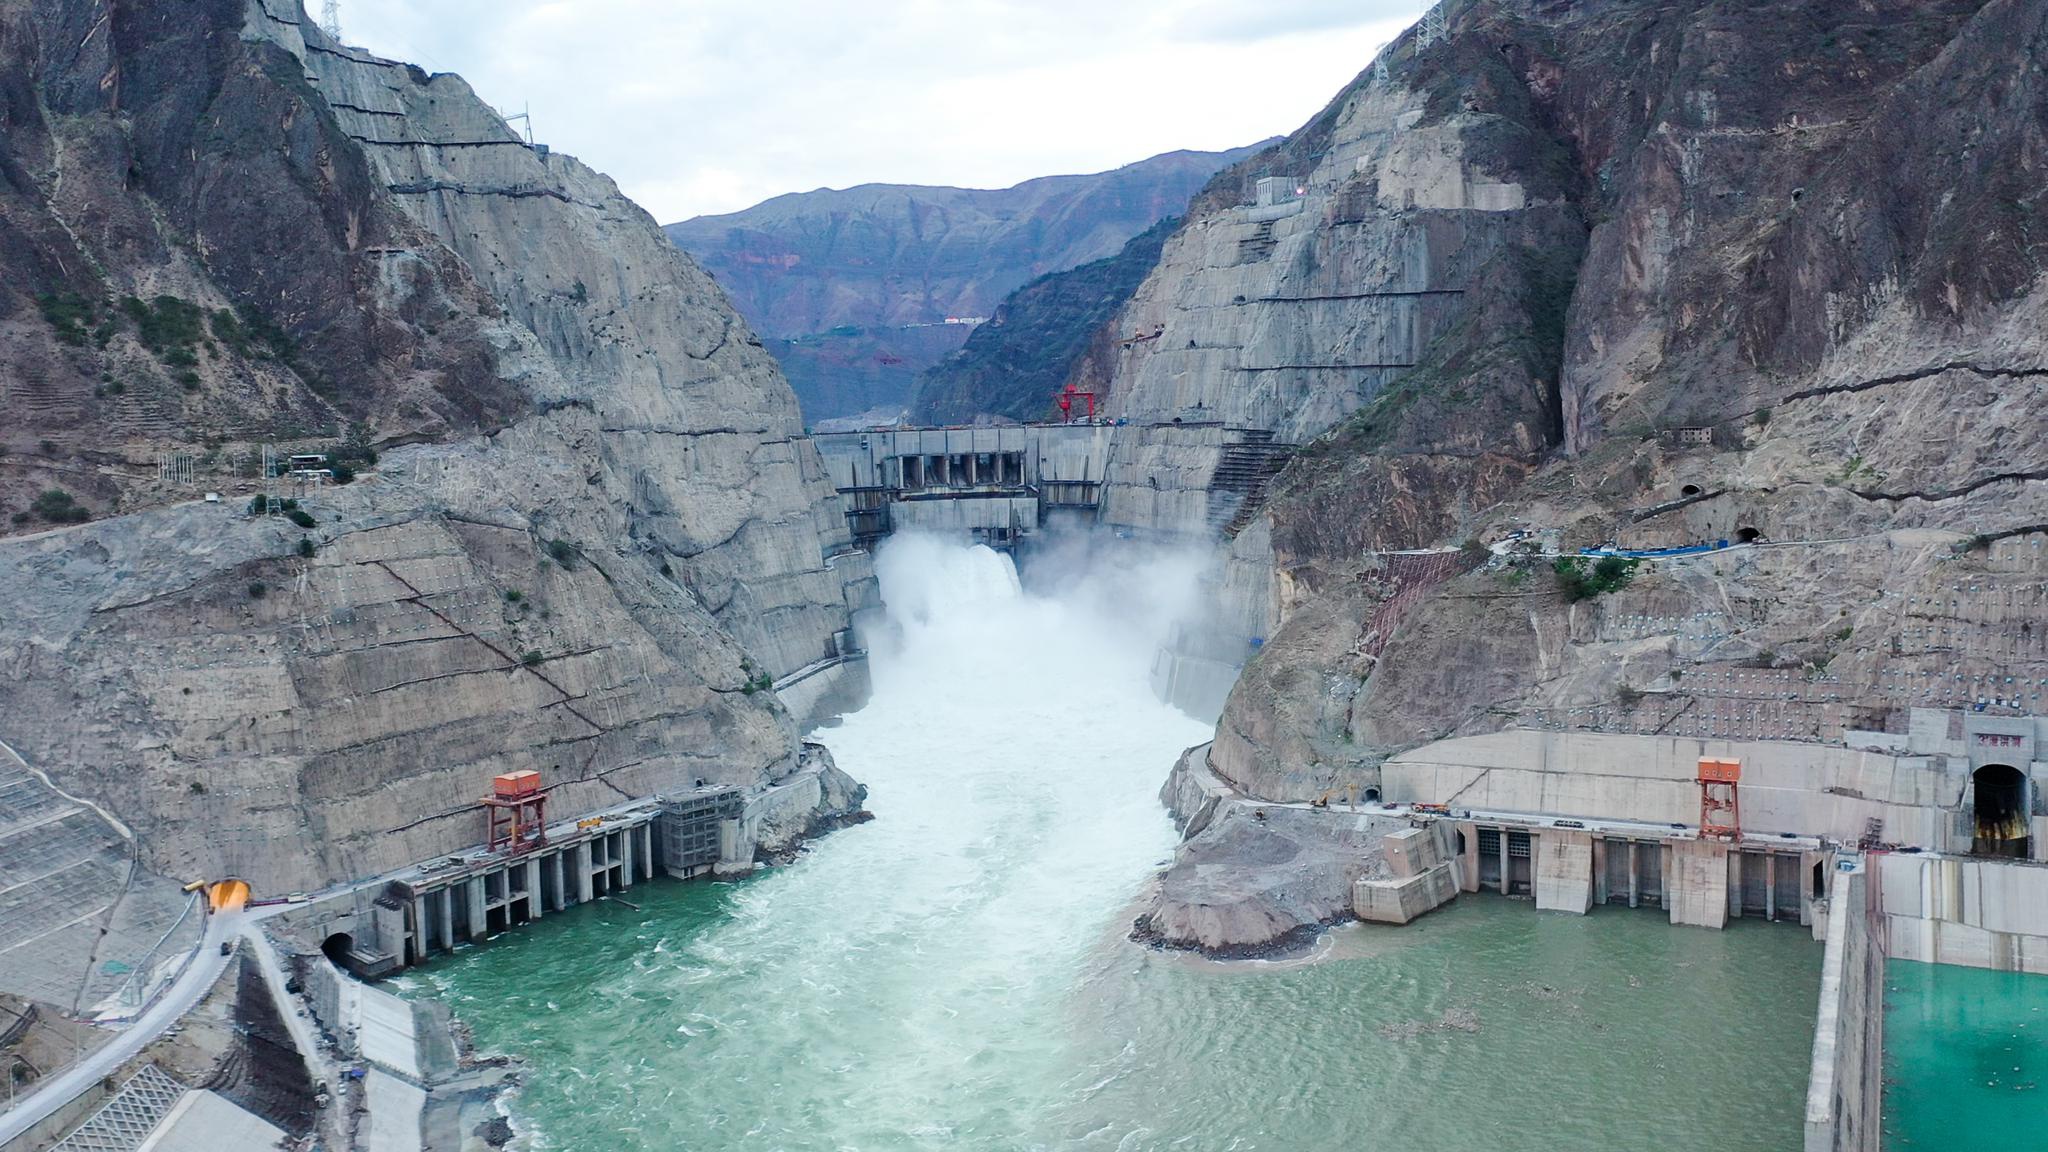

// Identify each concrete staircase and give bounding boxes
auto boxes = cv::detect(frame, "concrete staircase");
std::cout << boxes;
[1235,220,1278,264]
[1206,429,1293,537]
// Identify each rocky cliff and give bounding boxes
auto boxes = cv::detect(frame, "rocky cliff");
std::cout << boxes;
[1105,0,2048,953]
[664,144,1269,420]
[0,0,873,896]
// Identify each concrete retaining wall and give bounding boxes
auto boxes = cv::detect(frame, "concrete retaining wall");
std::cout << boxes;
[1383,730,1958,849]
[1876,853,2048,974]
[1803,867,1882,1152]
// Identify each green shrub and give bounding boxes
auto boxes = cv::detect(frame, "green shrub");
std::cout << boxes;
[331,422,378,468]
[121,294,207,358]
[247,581,267,599]
[31,489,90,524]
[298,537,315,558]
[504,589,524,603]
[248,495,269,515]
[35,291,97,346]
[522,650,543,666]
[1553,555,1640,602]
[546,538,578,568]
[329,463,355,485]
[284,508,316,529]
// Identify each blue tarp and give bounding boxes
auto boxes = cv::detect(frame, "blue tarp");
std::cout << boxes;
[1578,539,1731,559]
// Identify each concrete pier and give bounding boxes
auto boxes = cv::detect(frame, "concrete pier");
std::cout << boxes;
[1534,831,1595,913]
[281,788,747,977]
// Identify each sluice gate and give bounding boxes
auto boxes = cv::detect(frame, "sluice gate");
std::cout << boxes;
[812,423,1114,551]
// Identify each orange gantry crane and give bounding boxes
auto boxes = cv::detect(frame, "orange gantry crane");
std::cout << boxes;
[1698,757,1742,840]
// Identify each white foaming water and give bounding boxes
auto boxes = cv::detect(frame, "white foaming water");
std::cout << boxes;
[446,533,1210,1146]
[422,533,1829,1151]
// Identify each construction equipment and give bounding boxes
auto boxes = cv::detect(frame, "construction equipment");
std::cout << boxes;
[1056,384,1097,423]
[483,771,548,855]
[1698,757,1742,840]
[1311,782,1361,809]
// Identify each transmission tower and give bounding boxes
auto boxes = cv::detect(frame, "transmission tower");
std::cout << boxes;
[320,0,342,41]
[1417,2,1448,47]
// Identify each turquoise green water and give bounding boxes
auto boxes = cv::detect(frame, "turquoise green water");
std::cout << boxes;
[1883,959,2048,1151]
[405,539,1823,1150]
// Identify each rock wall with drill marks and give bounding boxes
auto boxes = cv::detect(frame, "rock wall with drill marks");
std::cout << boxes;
[0,0,875,894]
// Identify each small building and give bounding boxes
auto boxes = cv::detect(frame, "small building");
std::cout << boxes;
[1255,176,1304,208]
[1676,427,1713,446]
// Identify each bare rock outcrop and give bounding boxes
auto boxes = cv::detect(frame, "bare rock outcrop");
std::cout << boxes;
[1136,744,1405,956]
[1115,0,2048,954]
[0,0,874,896]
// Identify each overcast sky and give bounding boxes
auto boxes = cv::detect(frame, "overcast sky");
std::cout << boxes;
[338,1,1425,223]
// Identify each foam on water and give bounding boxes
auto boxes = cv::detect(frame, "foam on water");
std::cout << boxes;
[414,534,1825,1151]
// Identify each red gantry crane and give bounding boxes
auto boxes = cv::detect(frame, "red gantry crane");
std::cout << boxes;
[1697,757,1741,840]
[1056,383,1097,423]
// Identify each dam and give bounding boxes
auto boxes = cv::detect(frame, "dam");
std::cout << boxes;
[397,538,1826,1151]
[810,420,1294,554]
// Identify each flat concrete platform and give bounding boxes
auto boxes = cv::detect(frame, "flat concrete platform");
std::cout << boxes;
[136,1090,285,1152]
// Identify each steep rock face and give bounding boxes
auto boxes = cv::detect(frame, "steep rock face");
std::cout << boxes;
[665,144,1267,420]
[1108,0,2048,953]
[0,0,873,893]
[911,217,1178,424]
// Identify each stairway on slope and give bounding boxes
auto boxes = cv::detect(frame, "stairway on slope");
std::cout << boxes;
[1235,220,1278,264]
[1206,428,1293,538]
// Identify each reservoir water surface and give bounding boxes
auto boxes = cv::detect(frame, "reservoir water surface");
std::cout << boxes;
[412,537,1822,1150]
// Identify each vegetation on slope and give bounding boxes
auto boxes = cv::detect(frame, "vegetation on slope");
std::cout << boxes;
[912,218,1179,425]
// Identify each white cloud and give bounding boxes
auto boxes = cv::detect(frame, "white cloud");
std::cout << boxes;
[334,0,1423,221]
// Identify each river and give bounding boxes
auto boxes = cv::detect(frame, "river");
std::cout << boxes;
[410,536,1821,1151]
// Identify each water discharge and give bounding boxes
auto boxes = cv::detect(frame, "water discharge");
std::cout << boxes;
[414,535,1822,1150]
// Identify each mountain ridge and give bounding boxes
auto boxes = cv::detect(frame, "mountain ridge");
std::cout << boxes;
[664,142,1272,420]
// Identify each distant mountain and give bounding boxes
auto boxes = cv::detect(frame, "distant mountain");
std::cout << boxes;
[912,218,1178,425]
[664,144,1271,421]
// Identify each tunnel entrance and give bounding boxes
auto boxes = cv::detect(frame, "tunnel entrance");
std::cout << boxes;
[1972,764,2031,858]
[1363,787,1381,803]
[322,932,355,966]
[1681,484,1702,497]
[1736,526,1761,543]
